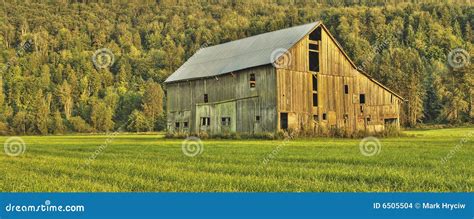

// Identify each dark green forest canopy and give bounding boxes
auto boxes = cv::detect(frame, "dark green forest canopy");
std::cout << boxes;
[0,1,472,134]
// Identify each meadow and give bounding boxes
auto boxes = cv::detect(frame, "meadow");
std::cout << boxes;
[0,127,472,192]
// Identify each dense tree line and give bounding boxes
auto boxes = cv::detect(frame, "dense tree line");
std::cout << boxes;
[0,1,472,134]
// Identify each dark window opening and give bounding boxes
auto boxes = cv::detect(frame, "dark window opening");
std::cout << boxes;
[256,116,260,122]
[250,74,256,81]
[366,117,371,123]
[344,85,349,94]
[309,27,322,41]
[250,73,256,88]
[390,95,393,103]
[309,43,318,50]
[221,117,231,126]
[309,51,320,72]
[201,117,210,126]
[359,94,366,104]
[312,93,318,107]
[312,75,318,91]
[280,113,288,130]
[183,122,188,128]
[360,105,364,113]
[175,122,180,128]
[322,113,327,120]
[204,94,208,103]
[313,115,318,121]
[384,118,397,125]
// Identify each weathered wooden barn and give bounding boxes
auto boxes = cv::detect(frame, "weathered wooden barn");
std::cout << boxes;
[165,21,404,135]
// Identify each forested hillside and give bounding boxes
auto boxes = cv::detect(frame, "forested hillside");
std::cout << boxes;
[0,1,472,134]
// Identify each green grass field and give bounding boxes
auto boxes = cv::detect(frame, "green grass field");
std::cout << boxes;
[0,127,472,192]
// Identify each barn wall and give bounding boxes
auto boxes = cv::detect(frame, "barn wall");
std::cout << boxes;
[276,25,402,134]
[167,24,402,135]
[166,65,277,134]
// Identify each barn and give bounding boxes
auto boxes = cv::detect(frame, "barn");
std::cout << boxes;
[164,21,404,135]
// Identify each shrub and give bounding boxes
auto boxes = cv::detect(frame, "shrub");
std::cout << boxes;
[68,116,94,133]
[165,131,189,138]
[252,132,276,139]
[0,122,10,135]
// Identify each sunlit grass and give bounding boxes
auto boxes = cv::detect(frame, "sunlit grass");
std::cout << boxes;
[0,127,472,192]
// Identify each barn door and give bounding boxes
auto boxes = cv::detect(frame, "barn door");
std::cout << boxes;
[280,113,288,130]
[196,104,212,132]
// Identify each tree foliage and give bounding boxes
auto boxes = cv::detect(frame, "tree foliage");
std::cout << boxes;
[0,1,472,134]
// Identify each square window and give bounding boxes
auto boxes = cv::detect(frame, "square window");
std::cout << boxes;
[175,122,180,128]
[322,113,327,120]
[256,116,260,121]
[309,43,318,50]
[201,117,210,126]
[183,122,188,128]
[313,115,318,121]
[250,74,255,81]
[221,117,231,126]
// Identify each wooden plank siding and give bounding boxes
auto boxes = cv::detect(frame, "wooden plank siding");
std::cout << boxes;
[166,65,277,134]
[166,23,402,135]
[276,25,402,134]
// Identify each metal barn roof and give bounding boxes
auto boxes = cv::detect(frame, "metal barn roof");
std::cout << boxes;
[165,21,320,83]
